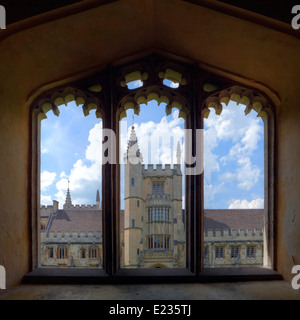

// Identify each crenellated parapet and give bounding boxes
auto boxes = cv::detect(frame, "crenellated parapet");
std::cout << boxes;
[70,204,99,210]
[42,231,102,244]
[142,164,182,177]
[40,200,59,217]
[204,228,263,240]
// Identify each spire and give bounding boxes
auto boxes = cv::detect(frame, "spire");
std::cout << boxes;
[176,141,181,165]
[64,180,73,209]
[124,126,143,164]
[129,125,137,146]
[96,189,100,209]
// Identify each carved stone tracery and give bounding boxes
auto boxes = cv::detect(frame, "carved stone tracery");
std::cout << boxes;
[202,85,269,120]
[34,54,272,123]
[36,86,104,121]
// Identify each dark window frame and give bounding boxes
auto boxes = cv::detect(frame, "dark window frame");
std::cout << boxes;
[26,54,279,284]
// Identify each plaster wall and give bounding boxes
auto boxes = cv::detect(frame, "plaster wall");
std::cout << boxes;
[0,0,299,288]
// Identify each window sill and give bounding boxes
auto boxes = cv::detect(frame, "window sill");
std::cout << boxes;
[199,267,282,282]
[23,267,282,284]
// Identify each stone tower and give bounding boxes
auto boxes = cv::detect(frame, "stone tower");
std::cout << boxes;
[123,126,144,267]
[123,126,185,268]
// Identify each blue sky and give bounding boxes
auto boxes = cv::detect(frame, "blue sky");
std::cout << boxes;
[40,83,264,210]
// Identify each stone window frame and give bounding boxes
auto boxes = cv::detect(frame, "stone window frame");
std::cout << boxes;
[147,235,171,250]
[80,249,86,260]
[231,247,240,259]
[152,182,165,194]
[247,246,256,260]
[48,247,54,259]
[88,247,100,259]
[215,247,225,260]
[147,207,170,222]
[26,53,279,284]
[57,246,68,260]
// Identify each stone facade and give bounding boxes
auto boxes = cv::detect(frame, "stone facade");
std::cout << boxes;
[41,187,103,268]
[41,206,264,268]
[204,229,263,268]
[203,209,264,267]
[40,127,264,269]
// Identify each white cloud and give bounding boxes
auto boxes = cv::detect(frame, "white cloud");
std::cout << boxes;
[121,109,185,166]
[60,171,67,178]
[85,122,103,163]
[204,102,264,206]
[236,157,260,190]
[228,198,264,209]
[41,170,56,191]
[54,178,69,207]
[204,125,220,182]
[220,116,263,163]
[54,122,103,208]
[163,79,179,88]
[219,157,261,191]
[169,82,179,88]
[40,195,52,205]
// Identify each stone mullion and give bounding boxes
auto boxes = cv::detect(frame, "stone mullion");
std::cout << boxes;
[101,66,118,275]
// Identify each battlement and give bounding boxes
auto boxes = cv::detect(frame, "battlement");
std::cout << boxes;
[42,231,102,243]
[142,164,182,177]
[40,200,59,217]
[70,204,99,210]
[204,228,263,239]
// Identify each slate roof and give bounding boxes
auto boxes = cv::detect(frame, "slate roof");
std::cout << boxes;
[46,208,263,234]
[204,209,264,231]
[47,210,102,234]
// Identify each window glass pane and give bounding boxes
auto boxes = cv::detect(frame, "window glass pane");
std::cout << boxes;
[40,101,103,268]
[120,100,185,268]
[203,101,264,268]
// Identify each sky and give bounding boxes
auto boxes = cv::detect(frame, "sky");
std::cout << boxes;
[40,80,264,210]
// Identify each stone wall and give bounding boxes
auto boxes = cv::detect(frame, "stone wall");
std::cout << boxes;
[0,0,299,287]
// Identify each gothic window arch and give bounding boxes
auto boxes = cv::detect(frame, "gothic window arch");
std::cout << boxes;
[30,54,276,282]
[201,84,274,268]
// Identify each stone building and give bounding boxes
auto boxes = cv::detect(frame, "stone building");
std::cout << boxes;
[41,128,264,268]
[203,209,264,268]
[41,201,264,268]
[40,200,58,231]
[121,126,185,268]
[41,126,186,268]
[41,188,103,268]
